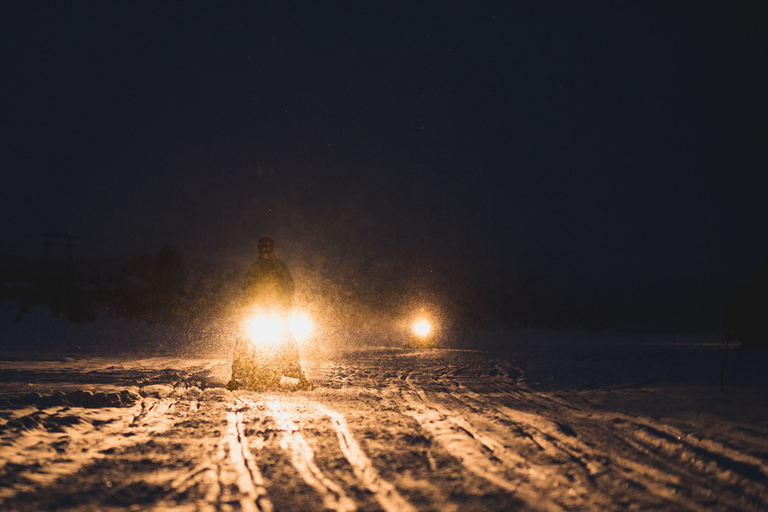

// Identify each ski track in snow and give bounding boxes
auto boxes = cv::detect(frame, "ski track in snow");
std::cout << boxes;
[0,347,766,511]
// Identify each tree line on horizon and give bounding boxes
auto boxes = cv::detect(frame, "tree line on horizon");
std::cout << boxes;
[1,245,767,348]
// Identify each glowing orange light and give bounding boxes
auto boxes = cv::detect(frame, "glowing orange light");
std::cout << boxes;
[289,311,314,344]
[413,319,432,338]
[245,314,283,346]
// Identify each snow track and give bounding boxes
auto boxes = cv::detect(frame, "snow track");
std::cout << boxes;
[0,397,177,501]
[424,358,768,511]
[262,398,357,512]
[0,348,766,511]
[223,408,273,512]
[316,402,417,512]
[400,376,574,512]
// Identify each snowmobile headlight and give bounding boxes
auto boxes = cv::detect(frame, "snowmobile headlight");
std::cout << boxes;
[288,311,314,344]
[412,318,432,338]
[245,314,283,347]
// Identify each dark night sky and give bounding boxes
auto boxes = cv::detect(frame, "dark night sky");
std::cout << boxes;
[2,1,768,329]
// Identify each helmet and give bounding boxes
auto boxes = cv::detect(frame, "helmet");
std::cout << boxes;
[257,237,275,255]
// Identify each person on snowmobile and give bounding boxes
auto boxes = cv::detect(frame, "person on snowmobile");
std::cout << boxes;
[227,237,308,390]
[244,237,295,308]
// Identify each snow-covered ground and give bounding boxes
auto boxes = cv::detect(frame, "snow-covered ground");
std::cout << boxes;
[1,304,767,511]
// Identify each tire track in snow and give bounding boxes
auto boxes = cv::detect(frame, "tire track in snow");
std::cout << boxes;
[334,350,767,510]
[597,411,768,509]
[310,401,417,512]
[131,395,177,425]
[446,389,695,511]
[209,415,231,508]
[422,359,530,401]
[0,397,177,503]
[0,405,73,469]
[167,454,222,512]
[437,370,714,510]
[234,395,412,512]
[584,414,764,511]
[168,460,218,504]
[444,389,619,508]
[399,375,567,512]
[450,381,766,511]
[552,405,766,509]
[608,411,767,480]
[223,407,273,512]
[432,373,657,507]
[259,397,357,512]
[414,361,702,510]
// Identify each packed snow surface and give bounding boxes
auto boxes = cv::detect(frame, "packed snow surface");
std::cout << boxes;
[1,333,767,511]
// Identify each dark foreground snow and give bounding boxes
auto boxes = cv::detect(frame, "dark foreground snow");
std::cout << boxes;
[1,331,767,511]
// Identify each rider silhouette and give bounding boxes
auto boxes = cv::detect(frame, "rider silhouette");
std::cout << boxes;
[227,237,308,390]
[244,237,294,308]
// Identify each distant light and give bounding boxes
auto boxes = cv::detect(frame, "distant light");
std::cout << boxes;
[413,319,432,338]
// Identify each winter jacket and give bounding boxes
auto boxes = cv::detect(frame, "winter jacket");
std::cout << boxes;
[244,257,295,308]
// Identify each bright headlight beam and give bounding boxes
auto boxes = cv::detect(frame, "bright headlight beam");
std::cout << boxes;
[289,311,314,343]
[413,319,432,338]
[245,314,283,346]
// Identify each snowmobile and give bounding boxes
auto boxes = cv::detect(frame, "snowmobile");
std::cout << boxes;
[227,306,312,390]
